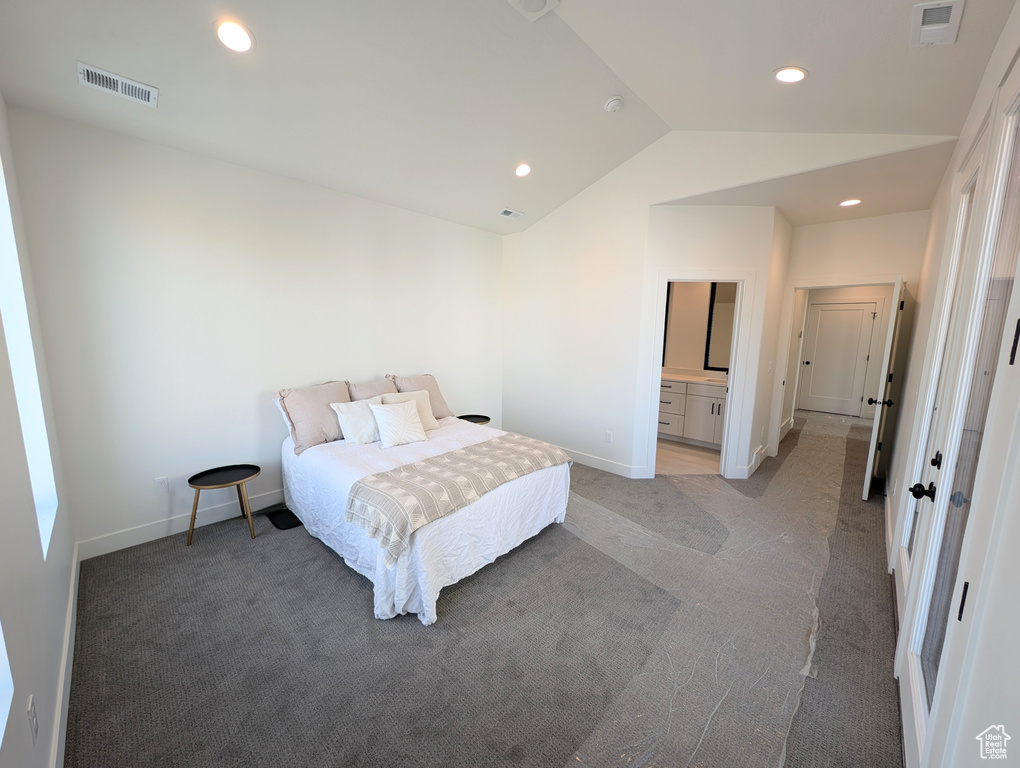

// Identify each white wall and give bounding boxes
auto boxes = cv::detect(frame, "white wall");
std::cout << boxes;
[649,206,780,475]
[883,4,1020,765]
[503,129,948,479]
[788,211,930,288]
[781,289,808,432]
[662,281,711,370]
[0,93,76,768]
[760,209,792,459]
[7,107,504,554]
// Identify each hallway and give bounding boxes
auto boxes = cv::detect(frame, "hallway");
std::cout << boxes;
[567,411,902,766]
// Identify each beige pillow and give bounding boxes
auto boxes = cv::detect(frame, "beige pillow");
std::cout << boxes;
[369,400,427,449]
[277,381,351,455]
[382,390,440,430]
[330,396,384,445]
[386,374,454,419]
[349,378,398,401]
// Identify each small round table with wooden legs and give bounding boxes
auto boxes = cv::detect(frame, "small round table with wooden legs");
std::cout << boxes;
[186,464,261,545]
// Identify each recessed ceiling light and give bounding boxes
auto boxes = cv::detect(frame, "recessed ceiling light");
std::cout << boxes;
[840,199,862,207]
[774,67,808,83]
[217,20,254,53]
[515,163,531,177]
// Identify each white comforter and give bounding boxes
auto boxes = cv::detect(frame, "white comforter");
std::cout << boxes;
[282,417,570,625]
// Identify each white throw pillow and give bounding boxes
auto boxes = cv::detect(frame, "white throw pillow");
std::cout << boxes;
[330,396,384,445]
[381,390,440,430]
[369,400,427,449]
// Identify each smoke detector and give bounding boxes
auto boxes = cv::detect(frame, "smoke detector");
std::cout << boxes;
[498,208,524,220]
[604,96,624,113]
[910,0,965,47]
[508,0,560,22]
[77,62,158,107]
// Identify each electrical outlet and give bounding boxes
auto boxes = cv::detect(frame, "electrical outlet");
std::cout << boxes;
[605,431,613,443]
[27,695,38,745]
[154,477,169,500]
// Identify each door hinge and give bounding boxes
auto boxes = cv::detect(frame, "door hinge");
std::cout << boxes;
[877,441,882,451]
[888,373,894,383]
[900,300,905,310]
[867,354,870,361]
[958,581,970,621]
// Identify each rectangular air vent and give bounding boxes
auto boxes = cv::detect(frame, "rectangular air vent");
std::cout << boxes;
[910,0,965,47]
[499,208,523,220]
[77,62,158,108]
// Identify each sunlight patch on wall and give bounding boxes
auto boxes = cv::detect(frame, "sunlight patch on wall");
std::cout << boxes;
[0,156,58,557]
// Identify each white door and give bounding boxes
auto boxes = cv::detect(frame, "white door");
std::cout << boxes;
[895,113,1002,768]
[862,279,904,500]
[797,302,876,415]
[683,395,716,442]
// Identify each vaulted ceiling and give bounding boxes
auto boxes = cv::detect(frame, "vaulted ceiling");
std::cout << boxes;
[0,0,1013,233]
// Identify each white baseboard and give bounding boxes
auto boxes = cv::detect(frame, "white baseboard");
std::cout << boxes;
[76,488,284,561]
[885,491,895,567]
[50,541,79,768]
[779,416,793,440]
[561,448,644,479]
[734,443,768,480]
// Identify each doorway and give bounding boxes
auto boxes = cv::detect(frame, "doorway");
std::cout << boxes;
[782,281,909,500]
[655,280,738,476]
[793,286,892,418]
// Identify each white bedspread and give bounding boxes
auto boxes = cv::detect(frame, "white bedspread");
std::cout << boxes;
[282,417,570,625]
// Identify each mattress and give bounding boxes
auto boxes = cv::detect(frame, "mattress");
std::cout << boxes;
[282,417,570,625]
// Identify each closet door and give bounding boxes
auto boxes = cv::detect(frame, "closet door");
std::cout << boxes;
[797,302,875,415]
[895,119,996,768]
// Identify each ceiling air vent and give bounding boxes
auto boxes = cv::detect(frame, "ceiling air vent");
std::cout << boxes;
[499,208,523,220]
[910,0,965,47]
[77,62,158,108]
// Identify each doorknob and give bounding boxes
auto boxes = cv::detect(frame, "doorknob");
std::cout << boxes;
[931,451,943,469]
[910,482,937,501]
[803,360,811,365]
[868,397,895,407]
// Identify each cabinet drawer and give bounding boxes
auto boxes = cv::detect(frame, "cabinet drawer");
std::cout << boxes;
[687,382,727,399]
[659,379,687,395]
[657,391,685,415]
[657,412,683,436]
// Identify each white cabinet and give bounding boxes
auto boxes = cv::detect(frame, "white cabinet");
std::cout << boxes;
[658,378,726,446]
[682,395,718,442]
[657,381,686,436]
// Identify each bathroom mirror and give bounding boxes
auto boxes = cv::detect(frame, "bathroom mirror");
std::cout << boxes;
[704,282,736,372]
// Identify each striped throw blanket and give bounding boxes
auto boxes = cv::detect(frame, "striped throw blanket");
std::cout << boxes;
[346,433,571,566]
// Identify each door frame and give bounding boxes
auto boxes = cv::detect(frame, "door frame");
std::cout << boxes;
[647,270,753,479]
[894,120,996,768]
[795,297,884,417]
[769,275,906,458]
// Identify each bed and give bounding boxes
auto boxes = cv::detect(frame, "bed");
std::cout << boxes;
[282,416,570,625]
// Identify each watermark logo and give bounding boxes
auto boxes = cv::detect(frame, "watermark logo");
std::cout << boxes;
[976,725,1011,760]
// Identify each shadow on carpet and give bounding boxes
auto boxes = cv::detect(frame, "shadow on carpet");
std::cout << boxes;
[569,462,729,554]
[723,417,807,498]
[782,425,904,768]
[65,522,679,768]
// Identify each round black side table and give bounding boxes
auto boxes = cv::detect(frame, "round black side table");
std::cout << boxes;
[187,464,261,545]
[457,414,491,425]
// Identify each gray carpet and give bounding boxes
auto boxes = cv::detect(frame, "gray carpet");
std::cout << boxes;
[65,523,679,767]
[781,425,904,767]
[723,417,807,498]
[568,463,729,554]
[65,412,903,768]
